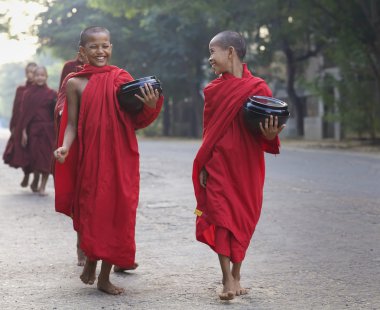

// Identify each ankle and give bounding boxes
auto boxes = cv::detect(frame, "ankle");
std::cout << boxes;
[98,273,110,282]
[224,274,234,282]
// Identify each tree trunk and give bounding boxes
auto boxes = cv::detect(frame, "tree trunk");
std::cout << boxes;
[190,61,204,138]
[283,42,304,136]
[163,97,171,136]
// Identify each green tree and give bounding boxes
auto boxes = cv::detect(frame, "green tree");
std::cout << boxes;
[311,0,380,140]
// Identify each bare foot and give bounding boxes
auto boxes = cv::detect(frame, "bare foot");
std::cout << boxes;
[219,278,235,300]
[234,279,248,296]
[30,182,39,192]
[80,260,97,285]
[38,188,48,196]
[77,246,86,266]
[97,278,125,295]
[30,174,40,192]
[113,263,139,272]
[20,175,29,187]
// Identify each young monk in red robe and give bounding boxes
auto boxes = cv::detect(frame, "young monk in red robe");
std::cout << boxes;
[193,31,285,300]
[20,66,57,196]
[54,26,163,295]
[56,52,138,271]
[2,62,40,190]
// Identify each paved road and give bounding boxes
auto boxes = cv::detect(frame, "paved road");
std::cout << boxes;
[0,132,379,309]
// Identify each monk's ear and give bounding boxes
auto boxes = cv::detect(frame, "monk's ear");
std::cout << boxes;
[79,46,86,58]
[228,46,235,59]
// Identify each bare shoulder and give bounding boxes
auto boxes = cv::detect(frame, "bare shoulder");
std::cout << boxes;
[66,76,88,96]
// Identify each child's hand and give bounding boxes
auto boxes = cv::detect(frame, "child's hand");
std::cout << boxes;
[259,115,285,140]
[199,168,208,188]
[21,129,28,148]
[54,146,69,164]
[135,83,160,108]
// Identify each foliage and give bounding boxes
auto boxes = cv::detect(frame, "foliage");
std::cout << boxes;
[33,0,380,139]
[312,0,380,139]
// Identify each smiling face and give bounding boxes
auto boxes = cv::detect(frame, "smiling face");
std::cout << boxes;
[208,38,231,75]
[79,31,112,67]
[34,67,48,86]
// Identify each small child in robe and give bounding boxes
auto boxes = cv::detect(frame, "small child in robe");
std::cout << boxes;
[20,66,57,195]
[2,62,40,190]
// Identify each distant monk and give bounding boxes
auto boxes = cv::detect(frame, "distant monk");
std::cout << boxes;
[55,53,86,266]
[3,62,40,191]
[59,53,84,89]
[55,53,85,134]
[20,66,57,196]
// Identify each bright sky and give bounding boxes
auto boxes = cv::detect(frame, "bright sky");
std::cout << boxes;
[0,0,47,65]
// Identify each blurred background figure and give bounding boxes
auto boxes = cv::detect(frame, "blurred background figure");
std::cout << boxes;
[59,52,84,90]
[2,62,41,190]
[20,66,57,196]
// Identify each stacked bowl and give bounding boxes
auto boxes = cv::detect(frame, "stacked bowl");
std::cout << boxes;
[242,96,290,134]
[118,76,162,113]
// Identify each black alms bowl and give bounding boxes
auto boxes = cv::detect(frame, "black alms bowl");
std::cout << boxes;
[242,96,290,134]
[118,76,162,113]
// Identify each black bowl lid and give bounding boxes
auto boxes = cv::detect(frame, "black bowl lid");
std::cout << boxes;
[248,96,288,110]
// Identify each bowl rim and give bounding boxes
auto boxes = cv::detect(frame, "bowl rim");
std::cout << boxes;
[121,76,159,86]
[248,95,288,109]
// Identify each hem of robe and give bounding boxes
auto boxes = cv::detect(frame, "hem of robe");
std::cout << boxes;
[80,246,135,268]
[195,216,249,263]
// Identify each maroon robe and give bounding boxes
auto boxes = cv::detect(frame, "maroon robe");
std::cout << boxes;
[59,58,83,89]
[193,64,280,263]
[3,81,34,170]
[20,84,57,174]
[54,64,163,268]
[55,59,84,132]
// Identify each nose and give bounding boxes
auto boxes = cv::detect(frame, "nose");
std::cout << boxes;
[208,56,213,63]
[96,47,105,54]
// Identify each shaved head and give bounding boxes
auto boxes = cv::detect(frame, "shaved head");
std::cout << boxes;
[34,66,48,76]
[79,26,111,47]
[26,62,37,70]
[211,31,246,61]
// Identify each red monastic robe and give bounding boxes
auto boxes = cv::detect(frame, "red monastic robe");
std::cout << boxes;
[3,81,34,170]
[54,64,163,268]
[193,64,280,263]
[20,84,57,174]
[59,58,83,89]
[55,59,84,128]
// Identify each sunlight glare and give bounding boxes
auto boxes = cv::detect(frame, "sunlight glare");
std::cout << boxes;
[0,0,47,64]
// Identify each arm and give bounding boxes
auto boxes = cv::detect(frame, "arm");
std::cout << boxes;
[54,78,80,163]
[199,168,208,188]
